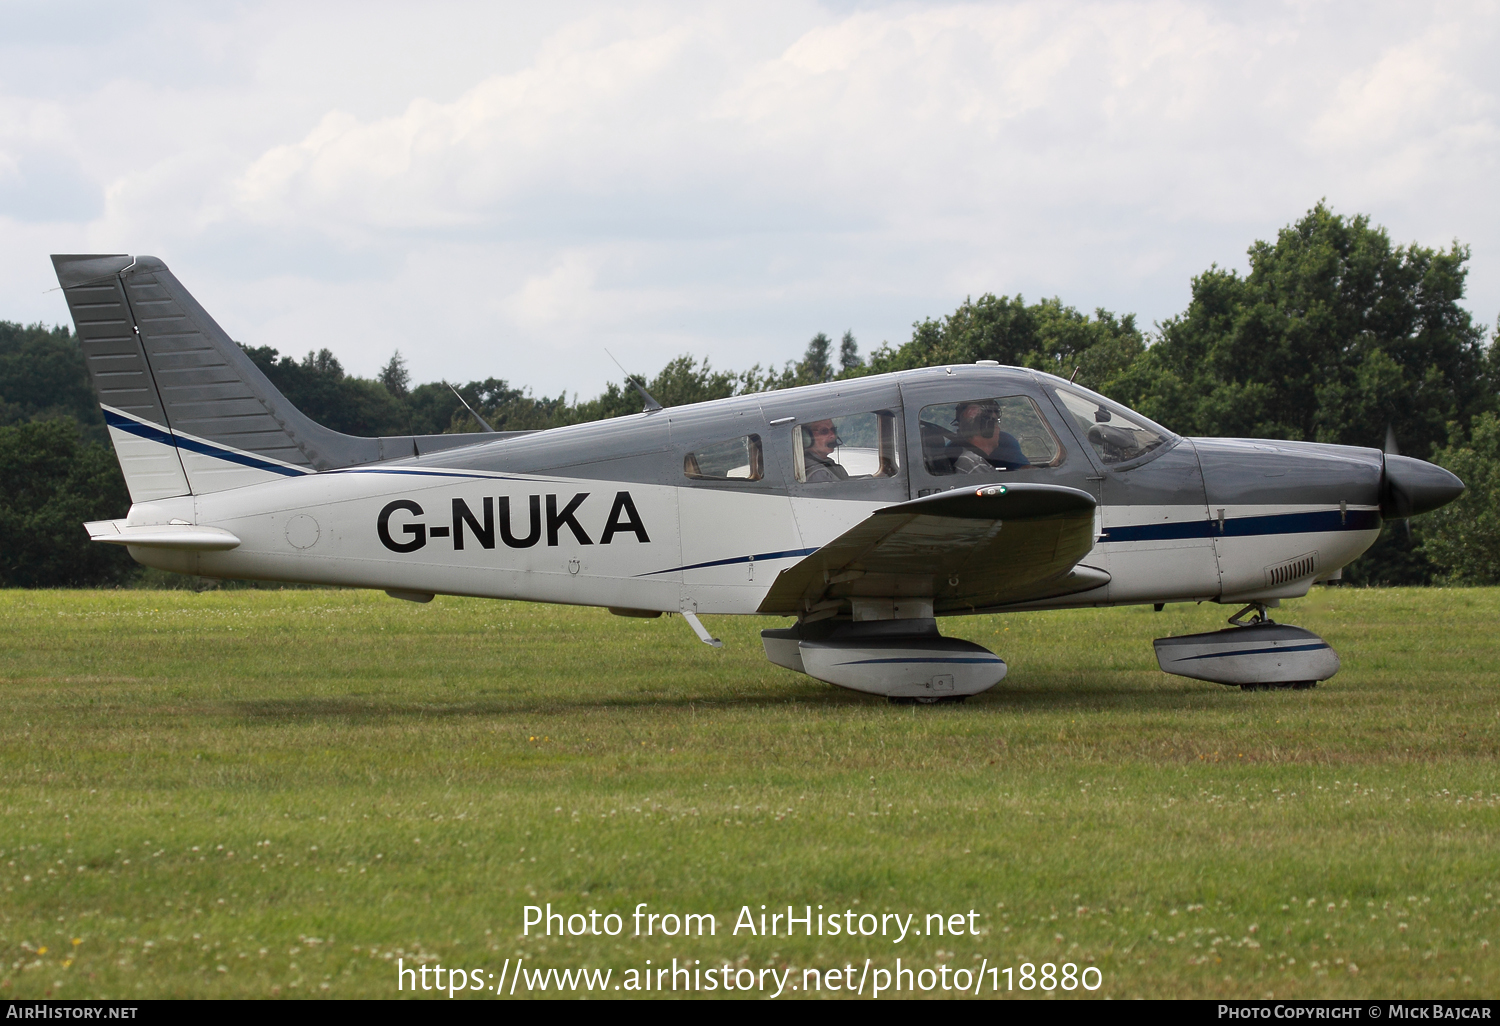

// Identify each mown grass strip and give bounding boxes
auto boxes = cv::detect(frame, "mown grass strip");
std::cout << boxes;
[0,587,1496,998]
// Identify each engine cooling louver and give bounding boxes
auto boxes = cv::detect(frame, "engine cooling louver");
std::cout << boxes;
[1264,551,1319,588]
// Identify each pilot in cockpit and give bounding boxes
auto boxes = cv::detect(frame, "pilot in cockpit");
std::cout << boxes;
[950,400,1031,473]
[802,419,851,483]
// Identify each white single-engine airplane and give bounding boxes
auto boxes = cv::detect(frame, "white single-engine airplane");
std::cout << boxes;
[54,255,1465,702]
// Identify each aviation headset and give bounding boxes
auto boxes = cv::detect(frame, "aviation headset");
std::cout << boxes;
[954,400,1002,435]
[801,421,844,450]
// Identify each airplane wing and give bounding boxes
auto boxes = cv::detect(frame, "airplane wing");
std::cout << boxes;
[757,482,1106,617]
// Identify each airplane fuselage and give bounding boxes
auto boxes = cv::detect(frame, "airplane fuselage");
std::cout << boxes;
[115,365,1385,616]
[58,252,1465,698]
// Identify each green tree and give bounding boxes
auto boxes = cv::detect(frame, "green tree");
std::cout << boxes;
[241,345,412,436]
[401,381,458,434]
[839,330,862,374]
[0,419,135,587]
[1421,412,1500,584]
[464,356,803,432]
[452,378,569,433]
[378,350,411,398]
[0,322,106,443]
[866,294,1145,393]
[800,333,833,383]
[1112,202,1491,455]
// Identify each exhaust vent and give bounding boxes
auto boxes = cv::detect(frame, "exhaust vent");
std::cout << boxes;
[1264,551,1319,588]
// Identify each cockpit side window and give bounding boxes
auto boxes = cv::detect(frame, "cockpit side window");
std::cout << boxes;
[1050,385,1170,465]
[793,411,900,484]
[684,434,763,481]
[919,395,1061,476]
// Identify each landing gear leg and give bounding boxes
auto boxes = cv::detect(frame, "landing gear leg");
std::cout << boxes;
[1225,602,1317,689]
[1227,601,1276,627]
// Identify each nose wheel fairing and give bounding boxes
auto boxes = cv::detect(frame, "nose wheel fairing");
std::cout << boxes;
[1153,603,1339,688]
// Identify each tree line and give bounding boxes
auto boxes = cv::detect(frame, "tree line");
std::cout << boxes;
[3,202,1498,587]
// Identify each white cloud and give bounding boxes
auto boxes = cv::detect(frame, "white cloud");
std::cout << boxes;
[0,0,1496,398]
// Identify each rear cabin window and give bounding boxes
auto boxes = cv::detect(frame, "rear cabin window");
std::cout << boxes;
[684,434,763,481]
[919,395,1061,476]
[1051,385,1168,465]
[793,411,900,484]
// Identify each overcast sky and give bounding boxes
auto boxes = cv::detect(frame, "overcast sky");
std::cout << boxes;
[1,1,1496,398]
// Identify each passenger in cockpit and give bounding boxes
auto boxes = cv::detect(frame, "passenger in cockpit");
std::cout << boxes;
[950,400,1030,473]
[802,419,850,483]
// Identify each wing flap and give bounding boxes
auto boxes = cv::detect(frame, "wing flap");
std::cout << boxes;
[758,482,1103,616]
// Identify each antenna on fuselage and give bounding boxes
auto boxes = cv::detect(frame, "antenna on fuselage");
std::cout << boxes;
[603,349,663,413]
[1068,366,1080,384]
[446,382,495,432]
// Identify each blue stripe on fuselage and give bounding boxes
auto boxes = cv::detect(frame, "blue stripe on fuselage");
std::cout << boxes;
[646,510,1372,578]
[637,547,820,578]
[1100,508,1379,543]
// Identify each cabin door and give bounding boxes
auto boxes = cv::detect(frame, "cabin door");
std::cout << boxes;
[757,381,911,549]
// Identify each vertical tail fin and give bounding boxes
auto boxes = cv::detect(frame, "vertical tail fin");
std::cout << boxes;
[54,255,195,501]
[52,254,477,502]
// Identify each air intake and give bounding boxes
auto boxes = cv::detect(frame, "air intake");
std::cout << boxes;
[1264,551,1319,588]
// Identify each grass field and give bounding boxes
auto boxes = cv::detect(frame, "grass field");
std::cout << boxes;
[1,586,1497,1000]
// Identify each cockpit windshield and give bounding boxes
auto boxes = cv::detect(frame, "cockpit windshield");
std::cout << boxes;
[1050,385,1172,465]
